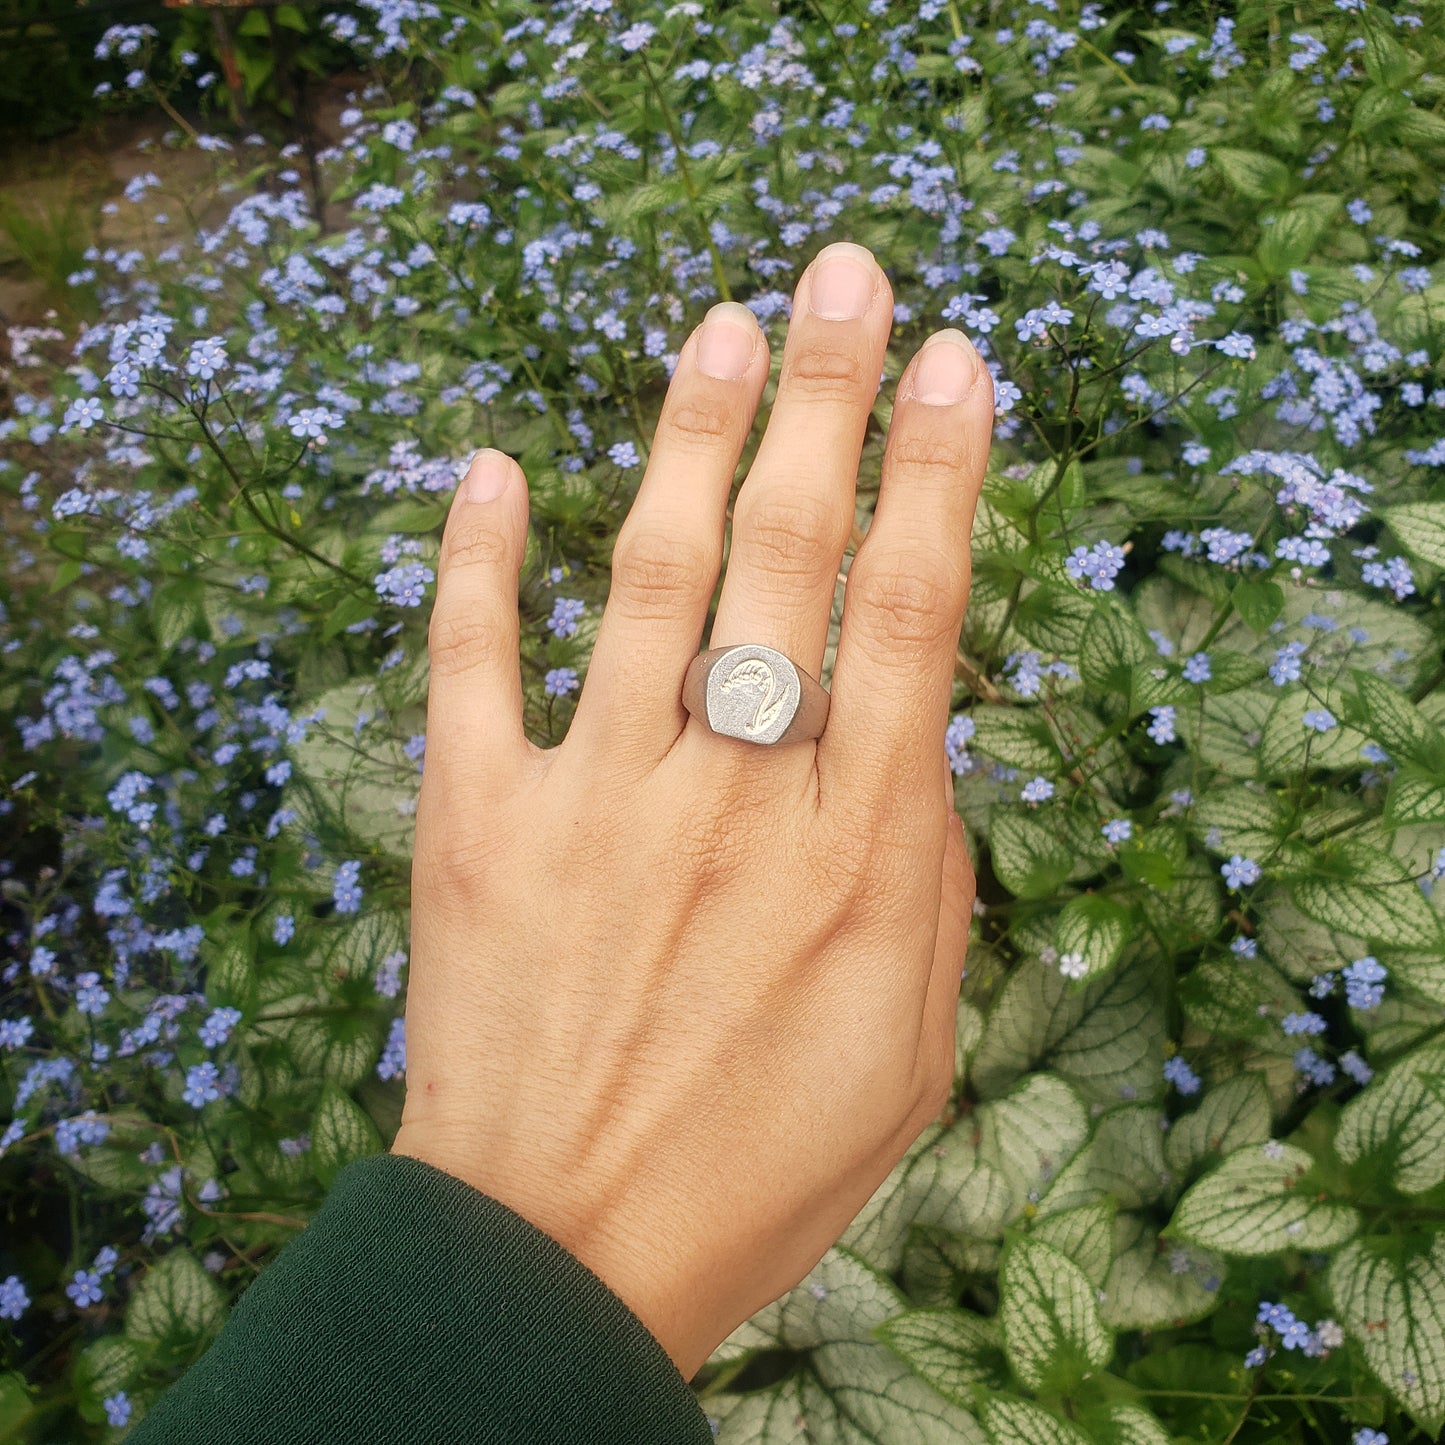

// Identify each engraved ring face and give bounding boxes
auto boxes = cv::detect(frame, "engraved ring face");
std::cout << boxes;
[704,644,803,746]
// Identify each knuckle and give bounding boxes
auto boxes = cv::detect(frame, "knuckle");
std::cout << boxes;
[662,396,735,449]
[737,493,846,581]
[922,1064,955,1124]
[889,427,974,480]
[609,525,710,615]
[440,523,512,575]
[809,823,877,907]
[428,609,510,679]
[907,1051,955,1130]
[784,339,868,401]
[847,551,961,653]
[417,826,504,901]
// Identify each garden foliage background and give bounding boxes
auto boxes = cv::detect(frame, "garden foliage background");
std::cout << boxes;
[3,0,1445,1440]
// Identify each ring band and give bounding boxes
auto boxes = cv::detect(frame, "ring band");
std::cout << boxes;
[682,643,830,746]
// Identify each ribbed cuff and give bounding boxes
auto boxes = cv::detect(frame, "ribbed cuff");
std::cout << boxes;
[131,1151,716,1444]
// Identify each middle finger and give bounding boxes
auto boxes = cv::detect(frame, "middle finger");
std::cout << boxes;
[706,242,893,684]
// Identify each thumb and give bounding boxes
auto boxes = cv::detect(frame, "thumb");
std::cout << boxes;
[916,760,974,1113]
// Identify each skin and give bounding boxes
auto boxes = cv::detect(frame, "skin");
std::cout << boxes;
[391,240,995,1382]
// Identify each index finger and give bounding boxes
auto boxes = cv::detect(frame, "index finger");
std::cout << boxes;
[816,329,993,814]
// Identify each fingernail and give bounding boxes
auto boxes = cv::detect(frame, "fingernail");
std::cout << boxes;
[465,449,513,503]
[697,302,758,380]
[808,241,877,320]
[910,331,979,406]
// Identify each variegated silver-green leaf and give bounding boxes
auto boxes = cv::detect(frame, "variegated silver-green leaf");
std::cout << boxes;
[1189,785,1291,857]
[1038,1104,1170,1215]
[1169,1142,1359,1256]
[969,950,1168,1105]
[1259,689,1365,775]
[1291,872,1443,951]
[873,1307,1007,1407]
[976,1075,1090,1220]
[900,1226,998,1307]
[1029,1199,1116,1288]
[710,1340,988,1445]
[1088,1402,1173,1445]
[124,1251,226,1349]
[999,1236,1113,1391]
[311,1083,385,1186]
[838,1124,1012,1275]
[1163,1074,1273,1185]
[1330,1233,1445,1434]
[1335,1043,1445,1195]
[710,1247,907,1363]
[287,678,420,858]
[982,1396,1093,1445]
[1052,894,1132,986]
[1100,1213,1225,1331]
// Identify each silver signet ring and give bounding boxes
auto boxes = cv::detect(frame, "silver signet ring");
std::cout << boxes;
[681,644,830,746]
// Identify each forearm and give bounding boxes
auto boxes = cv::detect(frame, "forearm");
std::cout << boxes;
[129,1152,715,1445]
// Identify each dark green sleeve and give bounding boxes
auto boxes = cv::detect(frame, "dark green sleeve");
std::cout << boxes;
[129,1152,717,1444]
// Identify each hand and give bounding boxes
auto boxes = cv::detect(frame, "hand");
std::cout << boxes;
[392,241,994,1381]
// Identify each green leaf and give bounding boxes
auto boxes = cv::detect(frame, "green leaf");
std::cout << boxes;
[1385,501,1445,570]
[1088,1403,1173,1445]
[1291,874,1442,950]
[1353,85,1411,138]
[1363,18,1412,87]
[1396,106,1445,150]
[983,1397,1092,1445]
[1053,895,1132,985]
[1189,786,1289,857]
[152,575,205,649]
[1200,650,1266,695]
[900,1226,993,1308]
[73,1335,144,1412]
[1012,582,1097,654]
[1169,1142,1359,1256]
[1101,1213,1225,1331]
[709,1340,988,1443]
[874,1307,1008,1406]
[1385,767,1445,827]
[1211,147,1290,201]
[1121,847,1176,891]
[717,1247,905,1358]
[988,809,1074,900]
[1039,1104,1170,1215]
[977,1075,1091,1222]
[1030,1200,1116,1289]
[841,1125,1012,1273]
[311,1083,385,1186]
[1352,670,1445,773]
[1335,1043,1445,1195]
[124,1251,226,1352]
[970,951,1169,1106]
[970,707,1061,773]
[1258,690,1366,776]
[1255,197,1342,278]
[999,1237,1113,1392]
[1230,577,1284,632]
[1079,600,1153,693]
[1330,1234,1445,1434]
[1163,1075,1274,1184]
[0,1375,32,1435]
[49,557,82,593]
[1178,958,1301,1047]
